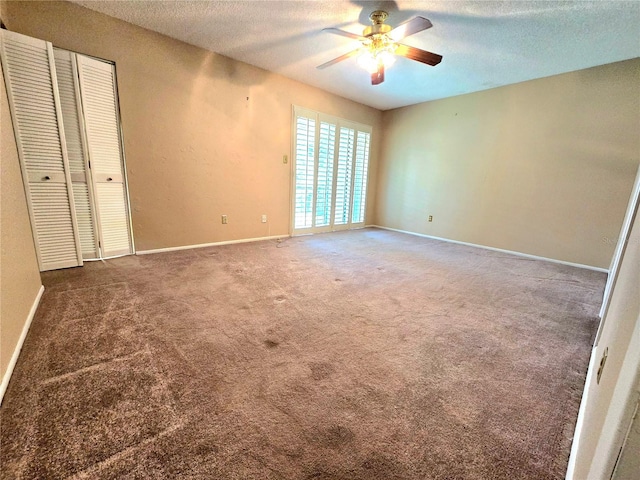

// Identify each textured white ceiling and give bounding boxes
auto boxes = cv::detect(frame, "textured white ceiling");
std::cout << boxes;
[74,1,640,110]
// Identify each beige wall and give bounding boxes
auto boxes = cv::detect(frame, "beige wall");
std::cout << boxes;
[0,60,42,386]
[376,59,640,269]
[1,1,382,251]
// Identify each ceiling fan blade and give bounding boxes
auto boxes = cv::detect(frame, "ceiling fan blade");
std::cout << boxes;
[371,64,385,85]
[317,48,362,70]
[395,44,443,66]
[322,27,366,41]
[388,16,433,42]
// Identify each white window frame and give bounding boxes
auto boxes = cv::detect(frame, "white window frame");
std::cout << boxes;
[290,105,372,236]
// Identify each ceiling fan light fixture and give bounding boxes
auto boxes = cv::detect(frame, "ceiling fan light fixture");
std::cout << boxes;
[357,49,395,73]
[357,51,379,73]
[358,36,397,73]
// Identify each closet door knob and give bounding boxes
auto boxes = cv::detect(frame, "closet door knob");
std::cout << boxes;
[106,177,113,181]
[43,176,51,180]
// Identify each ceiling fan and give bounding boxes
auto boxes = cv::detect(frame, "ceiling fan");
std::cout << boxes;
[317,10,442,85]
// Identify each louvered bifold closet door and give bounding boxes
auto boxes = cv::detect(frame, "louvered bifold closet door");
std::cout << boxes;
[53,48,99,259]
[76,55,132,257]
[0,30,82,271]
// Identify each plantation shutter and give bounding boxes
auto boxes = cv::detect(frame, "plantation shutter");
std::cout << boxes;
[76,55,132,257]
[334,127,355,227]
[53,48,99,259]
[292,106,371,235]
[352,130,370,224]
[0,30,82,271]
[293,110,316,230]
[315,121,336,228]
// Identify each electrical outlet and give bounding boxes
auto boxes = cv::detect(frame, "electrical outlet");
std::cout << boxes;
[261,214,267,223]
[221,215,228,224]
[428,215,433,222]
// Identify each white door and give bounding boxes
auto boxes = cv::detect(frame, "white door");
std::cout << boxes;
[76,55,133,258]
[53,48,99,259]
[0,30,82,271]
[292,107,371,235]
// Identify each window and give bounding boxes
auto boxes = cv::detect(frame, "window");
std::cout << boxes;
[292,107,371,234]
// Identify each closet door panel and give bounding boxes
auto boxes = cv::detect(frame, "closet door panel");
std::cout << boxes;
[30,182,80,270]
[0,30,82,270]
[53,48,99,259]
[72,183,98,258]
[77,55,132,257]
[95,182,132,256]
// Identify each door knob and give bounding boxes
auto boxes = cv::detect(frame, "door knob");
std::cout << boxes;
[43,176,50,180]
[107,177,113,181]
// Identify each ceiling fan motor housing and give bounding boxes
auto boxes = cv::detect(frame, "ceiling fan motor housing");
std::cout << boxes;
[364,10,392,37]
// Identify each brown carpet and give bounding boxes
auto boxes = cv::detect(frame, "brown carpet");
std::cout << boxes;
[0,228,604,479]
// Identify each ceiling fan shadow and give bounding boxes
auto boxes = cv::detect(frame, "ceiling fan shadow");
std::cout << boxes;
[349,0,400,25]
[224,21,358,72]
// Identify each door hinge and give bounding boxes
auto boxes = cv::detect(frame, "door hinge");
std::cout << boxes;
[88,160,91,169]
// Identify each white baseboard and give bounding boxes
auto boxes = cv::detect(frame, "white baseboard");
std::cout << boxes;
[136,234,290,256]
[0,284,44,406]
[369,225,608,273]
